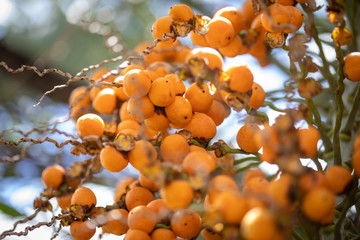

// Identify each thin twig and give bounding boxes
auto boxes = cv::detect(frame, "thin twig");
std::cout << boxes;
[0,137,81,148]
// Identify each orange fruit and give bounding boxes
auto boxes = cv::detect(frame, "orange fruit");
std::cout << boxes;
[344,52,360,82]
[151,228,176,240]
[128,140,157,172]
[212,191,248,224]
[236,123,261,153]
[170,209,202,239]
[76,113,105,138]
[56,193,73,210]
[100,145,128,172]
[205,16,235,48]
[185,112,217,140]
[214,6,245,34]
[249,82,266,109]
[92,88,117,114]
[186,47,224,71]
[144,112,170,131]
[241,207,279,240]
[190,31,210,47]
[299,170,328,193]
[301,187,335,223]
[261,4,291,33]
[71,187,97,207]
[128,205,157,234]
[185,83,214,112]
[127,96,155,121]
[160,134,190,165]
[123,69,152,99]
[69,86,91,107]
[104,209,129,235]
[165,96,192,125]
[297,126,320,158]
[325,165,352,194]
[125,229,151,240]
[147,199,172,224]
[207,175,238,203]
[148,76,176,107]
[152,16,173,40]
[219,35,247,57]
[114,176,137,202]
[41,164,65,189]
[182,151,216,175]
[161,180,194,210]
[226,65,254,93]
[168,4,194,22]
[125,186,154,211]
[70,221,96,240]
[204,99,231,126]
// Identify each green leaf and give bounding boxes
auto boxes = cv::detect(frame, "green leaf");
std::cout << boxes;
[0,202,24,217]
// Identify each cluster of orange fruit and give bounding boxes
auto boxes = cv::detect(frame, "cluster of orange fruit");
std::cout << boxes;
[36,2,360,240]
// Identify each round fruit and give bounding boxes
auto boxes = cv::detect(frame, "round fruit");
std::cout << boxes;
[70,221,96,240]
[71,187,97,207]
[344,52,360,82]
[76,113,105,138]
[170,209,202,239]
[100,145,128,172]
[41,164,65,189]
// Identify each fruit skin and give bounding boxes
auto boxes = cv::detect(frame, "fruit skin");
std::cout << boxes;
[344,52,360,82]
[125,186,154,211]
[301,187,335,223]
[205,16,235,48]
[297,126,320,158]
[325,165,352,194]
[236,123,261,153]
[249,83,265,110]
[170,209,202,239]
[161,180,194,210]
[151,228,177,240]
[100,145,128,172]
[160,134,190,165]
[128,206,157,234]
[76,113,105,138]
[71,187,97,208]
[70,221,96,240]
[240,207,278,240]
[41,164,65,189]
[103,209,129,235]
[168,4,194,22]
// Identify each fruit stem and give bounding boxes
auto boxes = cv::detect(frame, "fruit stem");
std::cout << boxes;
[342,84,360,135]
[333,46,345,166]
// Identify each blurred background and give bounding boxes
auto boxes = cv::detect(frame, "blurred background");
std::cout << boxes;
[0,0,342,238]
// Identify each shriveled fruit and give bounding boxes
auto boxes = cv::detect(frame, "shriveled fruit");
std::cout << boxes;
[71,187,97,208]
[128,206,157,234]
[76,113,105,138]
[41,164,65,189]
[161,180,194,210]
[171,209,202,239]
